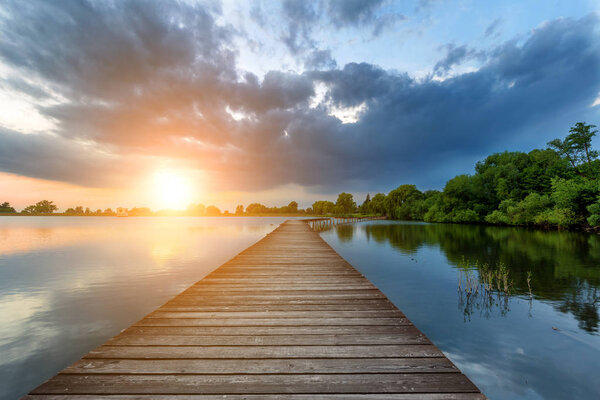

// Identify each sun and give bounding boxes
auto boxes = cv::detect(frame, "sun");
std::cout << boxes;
[153,170,192,210]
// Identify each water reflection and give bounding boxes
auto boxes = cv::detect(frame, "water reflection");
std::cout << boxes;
[0,216,296,400]
[331,222,600,333]
[321,221,600,400]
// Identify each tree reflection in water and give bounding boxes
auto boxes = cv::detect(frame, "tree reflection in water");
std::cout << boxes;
[331,222,600,332]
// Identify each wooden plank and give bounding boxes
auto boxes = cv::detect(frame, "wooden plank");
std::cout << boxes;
[24,220,484,399]
[182,286,378,292]
[147,310,404,319]
[121,325,422,335]
[107,331,429,345]
[174,292,388,299]
[24,395,486,400]
[133,317,411,326]
[63,357,457,374]
[159,302,397,311]
[85,345,443,359]
[164,299,396,308]
[31,374,480,394]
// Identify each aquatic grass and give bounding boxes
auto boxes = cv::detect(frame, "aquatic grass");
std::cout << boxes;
[456,258,516,320]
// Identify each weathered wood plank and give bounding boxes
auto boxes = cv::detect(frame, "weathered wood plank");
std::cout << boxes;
[63,357,456,374]
[175,292,388,299]
[147,310,404,319]
[165,298,396,308]
[85,344,443,359]
[108,331,429,345]
[167,298,395,306]
[134,317,411,326]
[182,286,378,293]
[159,302,397,311]
[24,395,486,400]
[31,374,480,394]
[121,325,422,335]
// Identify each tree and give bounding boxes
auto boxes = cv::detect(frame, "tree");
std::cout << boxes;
[22,200,58,214]
[187,203,206,216]
[368,193,386,215]
[128,207,153,216]
[21,205,36,214]
[235,205,244,215]
[385,185,424,220]
[246,203,268,214]
[548,122,598,177]
[335,193,356,214]
[287,201,298,213]
[359,194,371,213]
[205,205,221,216]
[0,202,16,213]
[311,200,335,215]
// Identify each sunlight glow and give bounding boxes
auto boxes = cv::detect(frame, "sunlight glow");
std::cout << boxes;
[154,170,192,210]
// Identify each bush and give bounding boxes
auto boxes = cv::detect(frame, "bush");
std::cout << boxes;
[485,210,510,224]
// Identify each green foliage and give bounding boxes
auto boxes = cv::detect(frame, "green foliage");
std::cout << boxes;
[507,193,553,225]
[551,177,600,225]
[369,121,599,230]
[0,202,16,213]
[548,122,599,177]
[312,200,335,214]
[335,192,356,214]
[367,193,386,215]
[385,184,424,220]
[358,193,371,213]
[245,203,269,214]
[21,200,58,214]
[587,199,600,227]
[287,201,298,213]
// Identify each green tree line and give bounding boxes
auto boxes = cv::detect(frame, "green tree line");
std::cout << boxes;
[359,122,600,230]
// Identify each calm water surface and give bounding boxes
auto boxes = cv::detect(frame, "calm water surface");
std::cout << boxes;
[320,221,600,400]
[0,216,299,400]
[1,218,599,399]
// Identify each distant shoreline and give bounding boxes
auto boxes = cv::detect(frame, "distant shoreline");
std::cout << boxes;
[0,213,344,218]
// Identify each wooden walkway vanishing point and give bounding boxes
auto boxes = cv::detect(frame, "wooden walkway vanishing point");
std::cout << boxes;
[24,220,485,399]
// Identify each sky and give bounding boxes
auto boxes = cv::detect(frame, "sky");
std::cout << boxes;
[0,0,599,211]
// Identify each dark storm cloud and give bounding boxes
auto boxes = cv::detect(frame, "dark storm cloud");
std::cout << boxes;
[280,0,318,54]
[433,44,486,75]
[0,0,598,194]
[304,49,338,70]
[279,0,401,55]
[326,0,404,35]
[309,14,600,190]
[0,127,146,187]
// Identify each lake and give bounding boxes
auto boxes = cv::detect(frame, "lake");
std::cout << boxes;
[1,217,599,399]
[320,221,600,400]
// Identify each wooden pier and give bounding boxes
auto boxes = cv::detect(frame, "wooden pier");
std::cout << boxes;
[24,220,484,399]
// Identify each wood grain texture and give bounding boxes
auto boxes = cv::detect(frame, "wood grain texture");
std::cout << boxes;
[23,220,485,398]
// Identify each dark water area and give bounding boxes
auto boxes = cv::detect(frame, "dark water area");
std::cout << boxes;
[320,221,600,400]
